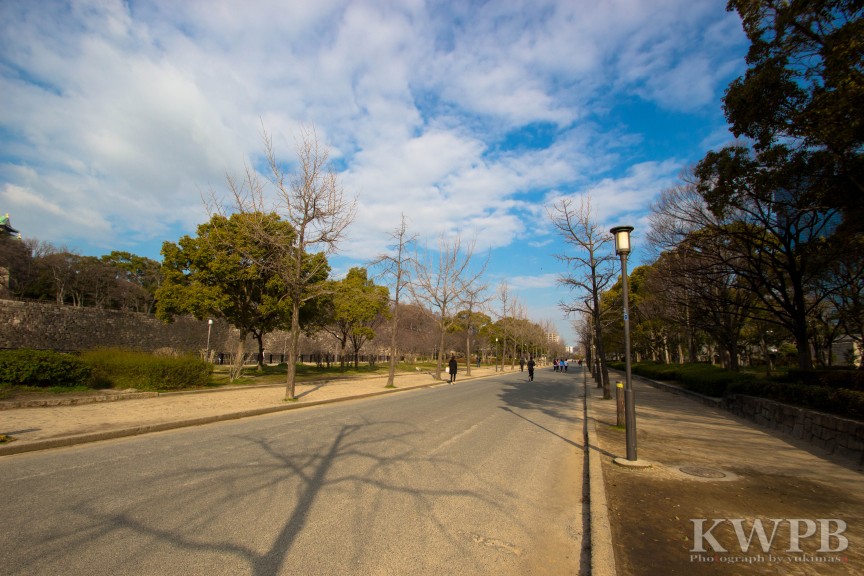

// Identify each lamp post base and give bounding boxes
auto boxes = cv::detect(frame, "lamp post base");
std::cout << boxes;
[612,456,653,469]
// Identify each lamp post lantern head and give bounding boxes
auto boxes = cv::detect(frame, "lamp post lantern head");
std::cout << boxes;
[610,226,634,256]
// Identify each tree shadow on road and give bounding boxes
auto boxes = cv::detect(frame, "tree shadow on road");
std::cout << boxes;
[29,417,515,576]
[497,372,583,427]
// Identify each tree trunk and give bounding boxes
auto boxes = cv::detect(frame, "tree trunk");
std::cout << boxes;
[285,300,301,400]
[386,308,399,387]
[255,332,265,371]
[465,332,472,377]
[592,306,610,398]
[793,321,813,371]
[595,335,610,398]
[728,334,740,371]
[435,325,446,379]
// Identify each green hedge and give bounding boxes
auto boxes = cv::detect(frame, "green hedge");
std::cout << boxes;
[0,349,92,388]
[614,361,862,421]
[80,348,213,391]
[619,362,749,397]
[727,380,864,421]
[773,369,864,392]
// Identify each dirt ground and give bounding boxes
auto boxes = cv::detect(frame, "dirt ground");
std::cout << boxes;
[590,382,863,576]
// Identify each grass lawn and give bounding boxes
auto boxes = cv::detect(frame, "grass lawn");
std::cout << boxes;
[208,361,440,387]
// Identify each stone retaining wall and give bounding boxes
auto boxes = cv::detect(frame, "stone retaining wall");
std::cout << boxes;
[725,394,864,464]
[0,298,235,354]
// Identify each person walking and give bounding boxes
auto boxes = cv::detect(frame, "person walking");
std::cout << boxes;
[527,356,535,382]
[448,355,458,384]
[519,357,525,372]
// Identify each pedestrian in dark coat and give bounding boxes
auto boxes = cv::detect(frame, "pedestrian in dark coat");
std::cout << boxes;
[527,357,535,381]
[448,355,458,384]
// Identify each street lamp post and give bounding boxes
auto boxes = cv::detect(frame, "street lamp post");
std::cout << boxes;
[206,319,214,362]
[494,338,499,372]
[610,225,637,462]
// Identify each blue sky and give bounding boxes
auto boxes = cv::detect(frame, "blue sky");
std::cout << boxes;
[0,0,748,346]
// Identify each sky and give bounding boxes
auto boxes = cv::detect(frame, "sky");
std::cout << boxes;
[0,0,748,347]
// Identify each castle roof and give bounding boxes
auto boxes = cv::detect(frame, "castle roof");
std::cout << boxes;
[0,213,20,237]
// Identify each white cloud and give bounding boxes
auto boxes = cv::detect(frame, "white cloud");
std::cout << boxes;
[509,273,559,291]
[0,0,746,331]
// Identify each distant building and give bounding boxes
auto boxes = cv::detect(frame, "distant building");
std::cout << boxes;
[0,213,20,237]
[832,335,862,368]
[546,332,560,344]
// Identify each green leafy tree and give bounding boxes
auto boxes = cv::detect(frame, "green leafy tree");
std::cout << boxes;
[156,212,294,378]
[654,162,841,370]
[724,0,863,228]
[222,125,354,399]
[100,251,162,313]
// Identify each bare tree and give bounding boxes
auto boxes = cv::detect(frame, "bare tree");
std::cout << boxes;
[548,195,616,398]
[455,259,490,377]
[42,250,78,305]
[494,280,513,371]
[411,233,483,379]
[223,124,356,399]
[371,214,417,386]
[649,165,841,371]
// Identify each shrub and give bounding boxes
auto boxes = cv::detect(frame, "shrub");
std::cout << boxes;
[81,348,213,391]
[0,349,92,388]
[776,369,864,392]
[727,380,864,421]
[618,361,864,420]
[626,362,745,397]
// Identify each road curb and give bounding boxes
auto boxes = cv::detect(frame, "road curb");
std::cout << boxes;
[0,379,448,456]
[585,375,618,576]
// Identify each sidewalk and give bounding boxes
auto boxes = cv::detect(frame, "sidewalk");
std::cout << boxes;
[0,366,499,456]
[586,370,863,576]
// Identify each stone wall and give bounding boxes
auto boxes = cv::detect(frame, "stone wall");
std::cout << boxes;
[0,298,236,354]
[725,394,864,465]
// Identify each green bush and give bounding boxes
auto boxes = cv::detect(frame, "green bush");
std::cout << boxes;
[0,349,92,388]
[626,362,746,397]
[616,361,863,420]
[81,348,213,391]
[727,380,864,421]
[775,369,864,392]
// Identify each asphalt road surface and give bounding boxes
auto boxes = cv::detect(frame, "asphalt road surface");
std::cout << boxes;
[0,370,588,576]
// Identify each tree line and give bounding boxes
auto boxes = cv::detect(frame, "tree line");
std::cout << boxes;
[0,239,161,314]
[555,0,863,400]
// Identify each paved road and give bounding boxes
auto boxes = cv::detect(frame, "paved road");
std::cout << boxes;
[0,370,588,576]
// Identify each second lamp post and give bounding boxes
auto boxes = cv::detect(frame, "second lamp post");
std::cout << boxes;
[610,225,637,461]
